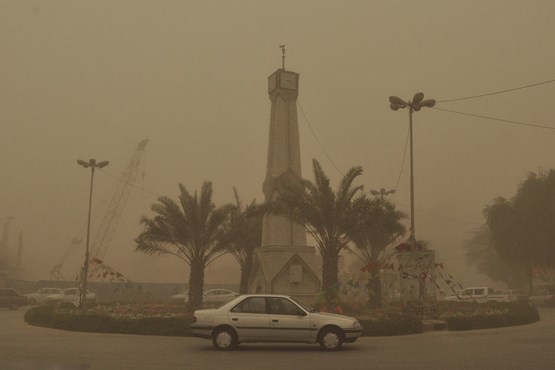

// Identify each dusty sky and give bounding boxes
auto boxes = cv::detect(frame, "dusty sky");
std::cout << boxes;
[2,0,555,287]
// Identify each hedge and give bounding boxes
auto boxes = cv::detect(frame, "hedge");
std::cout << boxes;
[360,315,423,336]
[25,305,192,336]
[26,302,537,336]
[25,305,422,337]
[444,302,540,331]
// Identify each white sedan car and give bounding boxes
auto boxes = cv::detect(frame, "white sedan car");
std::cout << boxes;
[24,288,62,305]
[46,288,96,306]
[191,294,363,351]
[170,291,188,304]
[171,289,239,306]
[203,289,239,306]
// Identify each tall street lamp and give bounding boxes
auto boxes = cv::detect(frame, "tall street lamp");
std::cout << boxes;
[77,158,109,311]
[389,92,435,250]
[370,188,396,200]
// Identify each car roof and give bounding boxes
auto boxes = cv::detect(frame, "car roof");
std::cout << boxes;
[235,294,292,298]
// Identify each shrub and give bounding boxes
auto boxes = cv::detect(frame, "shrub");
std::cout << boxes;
[25,305,194,336]
[24,304,56,326]
[360,315,423,336]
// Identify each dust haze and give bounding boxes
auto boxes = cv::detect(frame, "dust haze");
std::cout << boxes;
[2,0,554,287]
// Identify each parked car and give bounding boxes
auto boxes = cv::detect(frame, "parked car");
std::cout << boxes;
[0,288,28,310]
[171,289,239,306]
[24,288,63,305]
[170,290,188,304]
[203,289,239,306]
[529,286,555,306]
[191,294,363,351]
[46,288,96,306]
[499,289,528,302]
[443,287,511,303]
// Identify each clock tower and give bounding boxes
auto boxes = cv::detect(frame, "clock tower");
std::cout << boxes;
[249,61,321,300]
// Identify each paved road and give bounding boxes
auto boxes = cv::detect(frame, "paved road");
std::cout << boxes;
[1,307,554,370]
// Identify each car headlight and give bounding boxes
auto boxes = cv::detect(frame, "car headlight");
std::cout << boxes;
[353,321,362,329]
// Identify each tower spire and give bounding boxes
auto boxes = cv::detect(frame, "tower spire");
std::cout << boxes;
[279,44,286,70]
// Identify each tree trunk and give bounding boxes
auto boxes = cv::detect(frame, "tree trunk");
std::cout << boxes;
[321,249,339,304]
[368,274,382,309]
[188,259,205,310]
[239,261,252,294]
[527,263,534,295]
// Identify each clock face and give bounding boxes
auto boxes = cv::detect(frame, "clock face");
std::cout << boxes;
[279,71,297,90]
[268,73,277,93]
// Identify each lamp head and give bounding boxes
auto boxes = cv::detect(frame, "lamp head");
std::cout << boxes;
[96,160,109,168]
[389,96,407,108]
[412,92,424,104]
[77,159,90,168]
[419,99,436,108]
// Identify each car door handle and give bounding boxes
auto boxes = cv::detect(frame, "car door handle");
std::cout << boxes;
[232,318,238,321]
[272,319,279,322]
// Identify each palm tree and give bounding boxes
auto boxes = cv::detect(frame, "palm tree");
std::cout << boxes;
[219,189,263,294]
[349,195,406,307]
[271,159,365,299]
[135,182,232,310]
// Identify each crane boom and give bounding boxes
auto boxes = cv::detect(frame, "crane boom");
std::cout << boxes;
[89,139,148,260]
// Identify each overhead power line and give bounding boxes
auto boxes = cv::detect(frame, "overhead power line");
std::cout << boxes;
[432,107,555,131]
[100,169,163,197]
[297,100,345,176]
[393,126,410,192]
[437,78,555,103]
[296,101,481,226]
[393,199,483,226]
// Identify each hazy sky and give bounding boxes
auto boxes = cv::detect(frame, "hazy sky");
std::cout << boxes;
[2,0,555,286]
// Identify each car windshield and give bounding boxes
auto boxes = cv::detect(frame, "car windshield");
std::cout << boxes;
[289,297,318,312]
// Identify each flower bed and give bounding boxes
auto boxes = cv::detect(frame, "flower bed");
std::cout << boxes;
[437,301,539,330]
[25,304,194,336]
[24,301,538,337]
[87,302,190,319]
[25,303,422,337]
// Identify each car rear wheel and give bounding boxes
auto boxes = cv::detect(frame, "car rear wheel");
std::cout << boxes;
[212,327,237,351]
[319,327,344,351]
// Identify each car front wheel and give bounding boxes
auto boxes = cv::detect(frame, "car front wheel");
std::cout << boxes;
[319,327,344,351]
[212,326,237,351]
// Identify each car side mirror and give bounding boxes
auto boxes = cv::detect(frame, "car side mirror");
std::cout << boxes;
[296,310,307,316]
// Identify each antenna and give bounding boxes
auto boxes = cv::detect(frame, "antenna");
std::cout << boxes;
[279,44,286,70]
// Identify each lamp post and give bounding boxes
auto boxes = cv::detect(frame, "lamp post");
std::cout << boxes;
[389,92,435,250]
[77,158,109,311]
[370,188,396,200]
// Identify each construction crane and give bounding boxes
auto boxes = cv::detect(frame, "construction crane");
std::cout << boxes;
[49,238,82,281]
[50,139,148,282]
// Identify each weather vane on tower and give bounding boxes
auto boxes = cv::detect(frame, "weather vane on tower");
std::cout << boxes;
[279,44,286,70]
